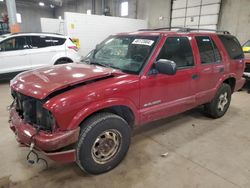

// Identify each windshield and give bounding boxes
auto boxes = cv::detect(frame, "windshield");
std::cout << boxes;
[82,35,159,74]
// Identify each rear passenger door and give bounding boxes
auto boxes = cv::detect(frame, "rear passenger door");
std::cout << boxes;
[195,36,223,104]
[27,36,58,68]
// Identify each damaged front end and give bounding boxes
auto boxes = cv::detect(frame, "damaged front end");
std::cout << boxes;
[9,89,80,163]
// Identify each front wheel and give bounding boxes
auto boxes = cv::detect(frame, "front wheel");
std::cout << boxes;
[76,113,131,174]
[204,83,232,118]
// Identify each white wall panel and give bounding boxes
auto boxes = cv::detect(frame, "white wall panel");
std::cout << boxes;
[171,18,185,27]
[186,7,200,16]
[64,13,147,56]
[185,16,199,26]
[202,0,221,5]
[173,0,187,9]
[201,4,220,15]
[172,9,186,18]
[41,18,65,35]
[187,0,201,7]
[200,15,219,25]
[199,25,217,30]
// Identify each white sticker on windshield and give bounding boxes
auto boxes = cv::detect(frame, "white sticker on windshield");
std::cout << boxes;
[132,39,154,46]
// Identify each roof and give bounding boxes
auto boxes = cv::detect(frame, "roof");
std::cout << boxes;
[8,32,66,38]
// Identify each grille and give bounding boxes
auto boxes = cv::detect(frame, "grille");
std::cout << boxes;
[11,90,54,131]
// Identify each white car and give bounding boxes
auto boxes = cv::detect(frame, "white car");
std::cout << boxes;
[0,32,81,77]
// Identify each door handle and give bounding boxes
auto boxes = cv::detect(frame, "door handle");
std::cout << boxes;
[219,67,224,73]
[192,74,198,80]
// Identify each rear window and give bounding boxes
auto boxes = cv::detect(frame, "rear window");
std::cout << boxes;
[218,35,244,60]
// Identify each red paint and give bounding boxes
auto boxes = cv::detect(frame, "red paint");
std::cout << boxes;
[10,31,245,163]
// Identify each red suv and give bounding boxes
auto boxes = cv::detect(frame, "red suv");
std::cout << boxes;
[9,28,245,174]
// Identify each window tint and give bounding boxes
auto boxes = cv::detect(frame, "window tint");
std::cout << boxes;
[0,36,28,51]
[51,37,66,46]
[157,37,194,68]
[211,39,221,62]
[218,35,244,60]
[196,36,216,64]
[29,36,53,48]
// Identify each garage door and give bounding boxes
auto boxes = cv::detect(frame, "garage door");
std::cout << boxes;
[171,0,221,30]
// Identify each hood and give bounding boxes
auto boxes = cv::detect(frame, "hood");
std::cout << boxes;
[11,63,117,100]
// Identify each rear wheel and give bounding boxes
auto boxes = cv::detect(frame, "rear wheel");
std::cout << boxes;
[204,83,232,118]
[76,112,131,174]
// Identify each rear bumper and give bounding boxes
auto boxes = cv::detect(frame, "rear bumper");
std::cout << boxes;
[9,108,80,163]
[235,77,246,91]
[243,72,250,80]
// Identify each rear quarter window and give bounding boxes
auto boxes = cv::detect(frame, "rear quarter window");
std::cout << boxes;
[218,35,244,60]
[51,37,66,46]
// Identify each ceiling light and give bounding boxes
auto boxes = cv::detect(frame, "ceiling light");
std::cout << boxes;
[0,0,4,2]
[50,4,55,8]
[39,2,45,6]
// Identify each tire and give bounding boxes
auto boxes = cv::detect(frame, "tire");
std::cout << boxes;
[204,83,232,118]
[76,112,131,174]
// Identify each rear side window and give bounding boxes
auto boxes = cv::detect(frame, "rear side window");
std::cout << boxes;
[29,36,53,48]
[157,37,194,68]
[195,36,216,64]
[211,39,221,62]
[218,35,244,60]
[51,37,66,46]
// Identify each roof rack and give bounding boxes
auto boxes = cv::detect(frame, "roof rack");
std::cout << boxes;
[138,27,230,34]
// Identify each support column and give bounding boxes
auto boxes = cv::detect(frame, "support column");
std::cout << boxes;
[6,0,20,33]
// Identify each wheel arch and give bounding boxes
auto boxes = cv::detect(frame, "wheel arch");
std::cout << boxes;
[223,77,236,92]
[67,99,139,130]
[215,74,236,93]
[54,57,73,65]
[81,105,135,128]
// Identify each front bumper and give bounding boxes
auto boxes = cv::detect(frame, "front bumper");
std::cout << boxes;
[9,108,80,163]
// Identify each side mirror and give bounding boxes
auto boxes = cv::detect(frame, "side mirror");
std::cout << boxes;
[155,59,177,75]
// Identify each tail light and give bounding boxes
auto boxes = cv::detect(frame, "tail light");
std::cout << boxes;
[68,45,79,52]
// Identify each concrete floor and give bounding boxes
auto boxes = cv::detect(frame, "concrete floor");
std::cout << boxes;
[0,81,250,188]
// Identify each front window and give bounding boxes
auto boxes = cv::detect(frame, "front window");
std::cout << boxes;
[0,36,28,52]
[82,35,159,74]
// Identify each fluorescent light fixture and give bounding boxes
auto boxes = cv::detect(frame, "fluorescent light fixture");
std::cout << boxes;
[121,2,128,17]
[50,4,55,8]
[39,2,45,6]
[87,9,91,15]
[0,0,4,2]
[16,13,22,23]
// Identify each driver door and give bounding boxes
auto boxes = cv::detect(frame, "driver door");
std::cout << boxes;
[140,35,198,123]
